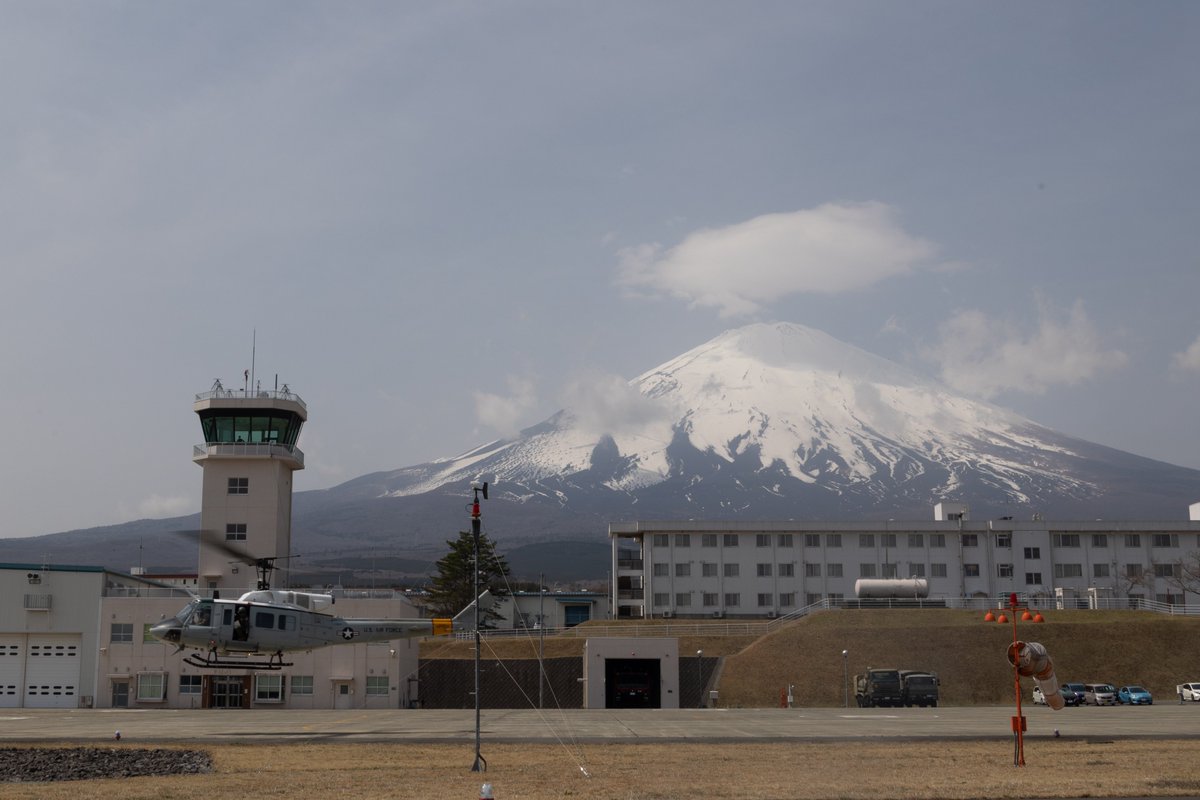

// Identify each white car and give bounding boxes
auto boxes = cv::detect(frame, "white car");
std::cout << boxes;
[1177,682,1200,702]
[1033,685,1080,706]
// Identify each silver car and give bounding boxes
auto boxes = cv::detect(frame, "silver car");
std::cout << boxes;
[1084,682,1117,705]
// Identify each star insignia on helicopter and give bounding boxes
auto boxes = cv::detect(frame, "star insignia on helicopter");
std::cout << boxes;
[341,627,356,640]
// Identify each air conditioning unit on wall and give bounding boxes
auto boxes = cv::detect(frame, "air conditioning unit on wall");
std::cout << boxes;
[662,611,672,619]
[712,611,723,619]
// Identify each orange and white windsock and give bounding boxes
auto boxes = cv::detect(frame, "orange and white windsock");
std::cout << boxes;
[1007,640,1064,710]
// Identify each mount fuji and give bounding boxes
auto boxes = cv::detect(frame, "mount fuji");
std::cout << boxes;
[310,321,1198,535]
[4,322,1196,577]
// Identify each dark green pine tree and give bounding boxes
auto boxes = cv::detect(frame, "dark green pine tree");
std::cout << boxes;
[427,529,511,627]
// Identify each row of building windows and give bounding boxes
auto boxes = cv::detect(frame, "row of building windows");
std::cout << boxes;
[653,585,1195,610]
[649,560,1184,584]
[131,672,387,702]
[653,591,802,608]
[650,532,1195,549]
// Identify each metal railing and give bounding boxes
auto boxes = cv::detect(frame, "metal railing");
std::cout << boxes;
[194,388,306,408]
[192,443,305,466]
[520,595,1200,639]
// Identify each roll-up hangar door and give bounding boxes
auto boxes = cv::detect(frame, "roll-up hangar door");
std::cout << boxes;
[0,635,23,708]
[24,635,81,708]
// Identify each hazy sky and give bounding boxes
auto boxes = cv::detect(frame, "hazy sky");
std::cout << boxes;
[3,2,1198,538]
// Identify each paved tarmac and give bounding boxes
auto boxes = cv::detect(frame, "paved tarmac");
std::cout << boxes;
[1,704,1196,744]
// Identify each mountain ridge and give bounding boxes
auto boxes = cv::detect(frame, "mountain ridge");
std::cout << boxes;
[1,321,1196,578]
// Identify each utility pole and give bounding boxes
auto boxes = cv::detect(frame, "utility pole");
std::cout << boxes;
[470,482,488,773]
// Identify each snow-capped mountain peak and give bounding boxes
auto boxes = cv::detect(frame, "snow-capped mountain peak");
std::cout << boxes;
[357,321,1195,521]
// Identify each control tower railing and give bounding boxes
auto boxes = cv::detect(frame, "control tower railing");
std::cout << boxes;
[193,443,305,466]
[194,387,306,410]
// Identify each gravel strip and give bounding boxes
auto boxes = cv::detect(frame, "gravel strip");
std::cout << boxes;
[0,747,212,782]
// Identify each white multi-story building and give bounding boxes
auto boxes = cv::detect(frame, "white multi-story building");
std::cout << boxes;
[610,502,1200,619]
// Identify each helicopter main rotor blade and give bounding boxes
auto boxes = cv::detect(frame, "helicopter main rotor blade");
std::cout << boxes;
[172,529,257,564]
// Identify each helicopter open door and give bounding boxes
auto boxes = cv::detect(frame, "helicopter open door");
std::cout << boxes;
[233,604,251,642]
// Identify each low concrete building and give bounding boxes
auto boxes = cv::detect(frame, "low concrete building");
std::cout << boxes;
[2,562,435,709]
[1,563,187,709]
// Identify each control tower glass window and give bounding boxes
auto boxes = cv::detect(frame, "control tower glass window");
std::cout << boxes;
[199,411,303,447]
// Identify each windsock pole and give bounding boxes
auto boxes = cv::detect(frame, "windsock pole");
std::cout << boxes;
[1007,594,1026,766]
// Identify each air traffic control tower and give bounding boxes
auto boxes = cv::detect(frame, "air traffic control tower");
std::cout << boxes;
[192,379,306,590]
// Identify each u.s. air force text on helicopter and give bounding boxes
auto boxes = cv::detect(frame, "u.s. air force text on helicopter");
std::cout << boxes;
[150,587,486,670]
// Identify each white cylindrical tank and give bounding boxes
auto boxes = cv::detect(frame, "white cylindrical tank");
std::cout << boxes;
[854,578,930,598]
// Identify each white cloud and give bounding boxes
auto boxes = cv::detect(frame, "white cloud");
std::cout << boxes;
[560,371,674,439]
[926,300,1128,399]
[1171,335,1200,373]
[474,376,538,437]
[130,494,194,521]
[617,203,938,317]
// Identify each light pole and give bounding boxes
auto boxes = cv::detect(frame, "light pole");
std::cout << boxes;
[842,650,849,708]
[696,650,704,708]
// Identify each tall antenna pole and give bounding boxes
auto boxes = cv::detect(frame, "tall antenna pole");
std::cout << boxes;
[251,328,257,395]
[470,482,489,773]
[539,572,545,709]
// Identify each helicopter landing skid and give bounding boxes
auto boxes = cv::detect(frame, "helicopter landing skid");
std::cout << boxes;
[184,649,293,671]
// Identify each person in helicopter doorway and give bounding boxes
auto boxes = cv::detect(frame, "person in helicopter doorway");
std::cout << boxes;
[233,605,250,641]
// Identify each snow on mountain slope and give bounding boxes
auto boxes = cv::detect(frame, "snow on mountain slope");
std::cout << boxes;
[374,322,1101,507]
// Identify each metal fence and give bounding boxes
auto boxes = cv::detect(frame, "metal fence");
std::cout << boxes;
[474,594,1200,640]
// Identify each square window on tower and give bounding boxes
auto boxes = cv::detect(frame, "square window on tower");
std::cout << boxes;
[226,523,247,541]
[227,477,249,495]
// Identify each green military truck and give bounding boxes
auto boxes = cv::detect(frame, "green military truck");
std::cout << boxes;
[854,667,903,707]
[899,670,939,707]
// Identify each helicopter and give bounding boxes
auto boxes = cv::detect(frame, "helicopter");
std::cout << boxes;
[150,536,487,670]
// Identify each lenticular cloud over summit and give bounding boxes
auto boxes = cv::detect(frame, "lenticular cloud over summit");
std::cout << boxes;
[358,321,1198,521]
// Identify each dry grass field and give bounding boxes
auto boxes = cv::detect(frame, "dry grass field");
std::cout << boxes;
[3,739,1200,800]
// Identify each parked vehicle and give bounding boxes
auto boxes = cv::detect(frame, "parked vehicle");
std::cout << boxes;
[1083,683,1118,705]
[899,670,939,707]
[854,668,903,707]
[1063,681,1088,700]
[1033,685,1080,706]
[1176,682,1200,702]
[1117,685,1153,705]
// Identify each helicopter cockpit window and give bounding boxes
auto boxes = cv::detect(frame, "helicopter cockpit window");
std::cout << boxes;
[255,611,275,628]
[187,602,214,627]
[178,601,200,625]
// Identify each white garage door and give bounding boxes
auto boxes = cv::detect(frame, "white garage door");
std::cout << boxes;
[0,635,23,708]
[24,635,81,708]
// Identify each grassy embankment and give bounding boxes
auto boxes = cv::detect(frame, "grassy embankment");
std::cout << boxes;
[422,608,1200,707]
